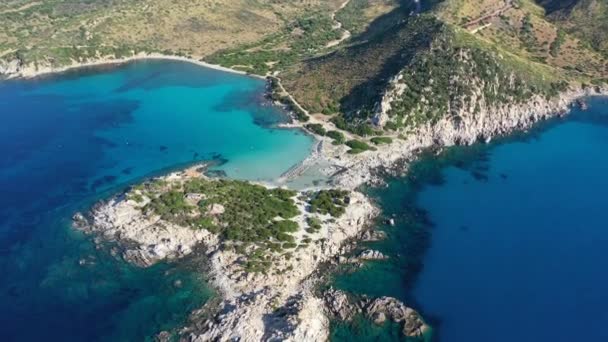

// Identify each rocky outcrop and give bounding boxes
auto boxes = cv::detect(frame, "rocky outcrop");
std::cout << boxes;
[0,58,23,77]
[323,288,428,338]
[357,249,388,260]
[74,196,212,267]
[366,297,427,337]
[359,229,387,241]
[184,190,377,341]
[328,86,608,189]
[323,287,359,321]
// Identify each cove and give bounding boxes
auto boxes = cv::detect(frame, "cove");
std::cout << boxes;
[331,97,608,341]
[0,60,312,341]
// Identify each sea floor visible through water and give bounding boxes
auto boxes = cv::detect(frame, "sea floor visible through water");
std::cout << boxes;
[0,60,313,341]
[331,96,608,341]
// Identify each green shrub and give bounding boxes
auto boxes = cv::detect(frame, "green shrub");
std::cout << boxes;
[308,190,349,217]
[326,130,345,144]
[282,242,297,249]
[293,107,310,122]
[305,123,327,136]
[345,139,376,153]
[370,137,393,145]
[306,216,323,231]
[347,148,365,154]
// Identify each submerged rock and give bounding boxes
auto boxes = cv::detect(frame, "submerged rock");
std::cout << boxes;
[357,249,388,260]
[372,311,386,324]
[576,99,588,111]
[72,212,88,229]
[359,230,386,241]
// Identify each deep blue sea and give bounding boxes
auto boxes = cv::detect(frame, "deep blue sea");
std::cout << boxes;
[332,97,608,341]
[0,60,312,341]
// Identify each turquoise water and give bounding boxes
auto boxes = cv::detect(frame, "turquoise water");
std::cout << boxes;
[332,97,608,341]
[0,60,312,341]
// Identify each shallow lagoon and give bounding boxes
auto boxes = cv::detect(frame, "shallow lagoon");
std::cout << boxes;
[0,60,312,341]
[332,97,608,341]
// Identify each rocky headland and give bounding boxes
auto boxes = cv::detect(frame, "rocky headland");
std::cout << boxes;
[70,65,606,341]
[284,84,608,190]
[36,51,605,342]
[73,164,410,341]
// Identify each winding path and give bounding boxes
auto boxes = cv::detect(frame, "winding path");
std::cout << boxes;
[325,0,353,48]
[463,0,513,29]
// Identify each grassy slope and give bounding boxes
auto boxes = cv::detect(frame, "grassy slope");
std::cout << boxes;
[0,0,343,67]
[282,14,438,117]
[437,0,607,80]
[204,0,402,75]
[542,0,608,57]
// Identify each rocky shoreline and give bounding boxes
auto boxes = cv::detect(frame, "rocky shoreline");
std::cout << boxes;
[309,86,608,190]
[73,165,413,341]
[74,84,607,341]
[48,53,607,341]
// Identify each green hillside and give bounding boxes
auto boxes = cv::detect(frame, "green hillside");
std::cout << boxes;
[541,0,608,56]
[281,0,607,135]
[1,0,606,137]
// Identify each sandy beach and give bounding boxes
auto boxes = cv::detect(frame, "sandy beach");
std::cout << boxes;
[4,52,267,80]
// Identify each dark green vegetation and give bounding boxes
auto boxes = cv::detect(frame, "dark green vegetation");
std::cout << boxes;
[540,0,608,57]
[306,216,323,234]
[131,177,351,272]
[370,136,393,145]
[305,123,327,136]
[143,178,299,242]
[308,189,350,217]
[346,139,376,154]
[326,130,346,145]
[549,29,566,57]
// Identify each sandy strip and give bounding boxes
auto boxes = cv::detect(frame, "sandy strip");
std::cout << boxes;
[10,53,266,80]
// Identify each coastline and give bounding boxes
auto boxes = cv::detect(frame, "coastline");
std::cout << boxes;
[1,52,267,80]
[316,88,608,189]
[36,52,606,340]
[67,67,607,341]
[74,165,385,341]
[356,95,608,342]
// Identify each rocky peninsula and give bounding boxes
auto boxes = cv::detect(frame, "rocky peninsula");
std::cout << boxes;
[64,54,607,340]
[3,0,608,339]
[73,163,427,341]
